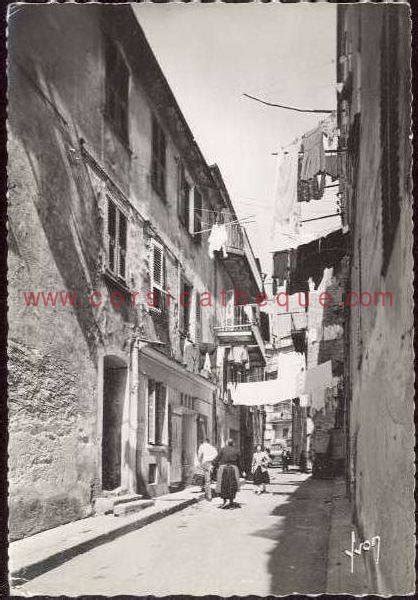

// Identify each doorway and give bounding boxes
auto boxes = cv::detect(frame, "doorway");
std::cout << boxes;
[102,355,127,491]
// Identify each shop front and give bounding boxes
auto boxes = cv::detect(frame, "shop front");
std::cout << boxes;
[137,346,215,497]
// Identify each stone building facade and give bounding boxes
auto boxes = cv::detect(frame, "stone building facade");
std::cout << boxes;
[337,4,414,594]
[7,4,266,540]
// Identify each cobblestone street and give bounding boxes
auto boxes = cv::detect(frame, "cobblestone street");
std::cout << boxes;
[14,471,335,597]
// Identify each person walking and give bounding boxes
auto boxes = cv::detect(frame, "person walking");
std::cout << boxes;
[251,444,270,494]
[214,439,242,509]
[197,438,218,501]
[282,448,290,473]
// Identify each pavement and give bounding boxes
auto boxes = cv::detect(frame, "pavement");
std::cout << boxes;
[9,485,204,590]
[9,469,366,596]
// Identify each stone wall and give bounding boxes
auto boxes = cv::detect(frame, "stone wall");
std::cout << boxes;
[338,4,414,594]
[7,4,248,539]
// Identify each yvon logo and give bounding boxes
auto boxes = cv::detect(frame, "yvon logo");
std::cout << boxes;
[344,531,381,574]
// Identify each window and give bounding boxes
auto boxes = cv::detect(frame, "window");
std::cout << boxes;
[179,279,193,335]
[106,197,127,281]
[151,117,166,198]
[148,379,167,445]
[193,187,203,243]
[178,164,191,228]
[150,240,165,311]
[148,464,157,484]
[283,428,289,439]
[105,38,129,144]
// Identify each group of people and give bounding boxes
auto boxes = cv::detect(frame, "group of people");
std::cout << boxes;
[197,438,290,509]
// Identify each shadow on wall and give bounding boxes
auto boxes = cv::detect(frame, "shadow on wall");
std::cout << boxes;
[250,476,334,595]
[10,61,140,362]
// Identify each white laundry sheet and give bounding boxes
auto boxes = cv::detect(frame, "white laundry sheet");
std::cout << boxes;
[229,376,302,407]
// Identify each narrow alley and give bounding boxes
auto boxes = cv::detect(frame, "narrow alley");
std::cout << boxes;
[13,471,334,597]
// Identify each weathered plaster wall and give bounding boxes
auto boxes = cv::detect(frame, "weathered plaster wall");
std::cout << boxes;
[341,5,414,594]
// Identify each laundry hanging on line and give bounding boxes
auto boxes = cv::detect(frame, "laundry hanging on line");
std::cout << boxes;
[271,141,300,240]
[208,223,228,258]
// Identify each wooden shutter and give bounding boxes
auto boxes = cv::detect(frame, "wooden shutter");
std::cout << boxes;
[148,378,156,444]
[152,242,164,290]
[195,292,202,344]
[118,211,127,279]
[151,240,164,310]
[107,198,117,273]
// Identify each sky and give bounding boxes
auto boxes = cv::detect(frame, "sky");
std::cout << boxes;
[134,3,338,275]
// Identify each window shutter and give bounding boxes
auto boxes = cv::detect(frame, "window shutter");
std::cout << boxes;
[152,243,164,290]
[148,379,156,444]
[118,212,127,279]
[195,292,202,344]
[107,198,117,273]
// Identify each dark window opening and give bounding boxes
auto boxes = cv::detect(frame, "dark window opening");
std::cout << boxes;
[148,379,167,445]
[178,164,190,228]
[148,464,157,484]
[105,38,129,144]
[151,117,166,199]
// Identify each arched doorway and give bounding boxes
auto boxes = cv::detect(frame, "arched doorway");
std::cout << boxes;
[102,355,127,491]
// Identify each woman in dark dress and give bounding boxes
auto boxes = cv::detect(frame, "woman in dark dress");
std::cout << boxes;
[251,444,270,494]
[214,439,242,509]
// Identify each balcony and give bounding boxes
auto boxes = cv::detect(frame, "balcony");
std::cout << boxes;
[218,223,264,302]
[214,304,266,363]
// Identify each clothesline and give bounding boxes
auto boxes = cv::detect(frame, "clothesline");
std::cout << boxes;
[196,217,255,236]
[243,93,334,114]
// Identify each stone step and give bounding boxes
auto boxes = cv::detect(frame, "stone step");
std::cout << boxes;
[113,499,155,517]
[94,493,144,515]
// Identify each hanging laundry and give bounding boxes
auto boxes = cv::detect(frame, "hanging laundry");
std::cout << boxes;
[243,304,254,323]
[202,352,212,373]
[300,126,325,181]
[325,153,339,181]
[208,223,228,259]
[228,345,249,365]
[271,142,300,237]
[272,250,289,285]
[216,345,226,368]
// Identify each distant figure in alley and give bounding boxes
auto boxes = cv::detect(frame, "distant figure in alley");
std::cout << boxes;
[197,438,218,501]
[251,445,270,494]
[214,439,242,509]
